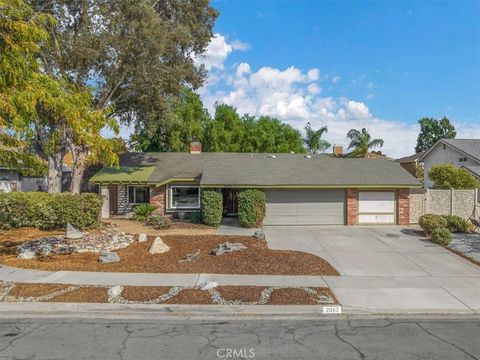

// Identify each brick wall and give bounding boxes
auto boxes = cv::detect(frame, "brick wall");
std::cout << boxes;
[397,189,410,225]
[150,185,166,215]
[346,189,357,225]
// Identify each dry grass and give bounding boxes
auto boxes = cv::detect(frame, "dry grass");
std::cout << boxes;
[0,233,339,276]
[163,289,213,304]
[8,283,69,298]
[106,219,215,236]
[269,287,337,305]
[216,286,265,303]
[49,287,109,303]
[121,286,171,301]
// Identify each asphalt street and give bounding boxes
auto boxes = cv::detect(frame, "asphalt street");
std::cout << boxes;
[0,316,479,359]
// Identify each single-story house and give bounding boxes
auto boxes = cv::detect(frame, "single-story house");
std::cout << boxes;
[418,138,480,188]
[91,143,421,225]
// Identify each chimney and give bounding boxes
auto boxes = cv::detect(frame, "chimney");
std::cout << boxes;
[190,142,202,154]
[333,145,343,157]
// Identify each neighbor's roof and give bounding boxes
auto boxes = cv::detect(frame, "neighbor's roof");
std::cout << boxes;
[418,139,480,162]
[91,152,421,188]
[395,151,425,163]
[90,166,155,184]
[462,166,480,178]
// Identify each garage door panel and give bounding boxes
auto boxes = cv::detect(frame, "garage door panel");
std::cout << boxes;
[357,191,396,224]
[264,189,345,225]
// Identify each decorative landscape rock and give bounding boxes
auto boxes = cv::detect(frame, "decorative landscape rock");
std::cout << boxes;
[107,285,123,300]
[138,233,148,243]
[98,251,120,263]
[253,231,265,240]
[449,233,480,262]
[16,223,134,258]
[17,249,36,260]
[211,242,247,256]
[66,223,83,239]
[198,281,218,290]
[178,249,201,263]
[148,237,169,254]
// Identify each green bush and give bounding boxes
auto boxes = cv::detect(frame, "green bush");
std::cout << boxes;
[442,215,468,233]
[201,189,223,227]
[430,227,452,246]
[419,214,448,236]
[189,211,203,224]
[0,192,103,230]
[237,189,266,228]
[132,204,157,221]
[146,214,173,229]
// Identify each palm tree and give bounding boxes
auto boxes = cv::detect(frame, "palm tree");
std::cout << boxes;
[346,128,384,157]
[304,122,331,154]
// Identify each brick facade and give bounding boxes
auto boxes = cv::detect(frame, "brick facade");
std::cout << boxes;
[397,189,410,225]
[346,189,357,225]
[150,185,166,215]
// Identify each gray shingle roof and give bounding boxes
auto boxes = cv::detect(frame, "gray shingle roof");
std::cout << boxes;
[395,151,425,163]
[463,165,480,178]
[441,139,480,162]
[115,152,421,187]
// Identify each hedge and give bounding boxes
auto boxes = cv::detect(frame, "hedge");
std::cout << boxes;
[201,189,223,227]
[238,189,266,228]
[431,227,452,246]
[0,192,103,230]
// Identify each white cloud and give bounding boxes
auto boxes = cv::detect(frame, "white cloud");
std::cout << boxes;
[231,39,250,51]
[331,75,341,84]
[195,33,232,70]
[307,83,321,95]
[307,68,320,81]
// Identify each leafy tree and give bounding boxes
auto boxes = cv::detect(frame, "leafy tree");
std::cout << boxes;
[415,117,456,153]
[0,0,118,193]
[346,128,384,157]
[304,122,330,154]
[204,104,245,152]
[33,0,218,137]
[428,163,480,189]
[132,88,210,152]
[243,116,305,153]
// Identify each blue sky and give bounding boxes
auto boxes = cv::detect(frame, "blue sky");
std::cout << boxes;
[196,0,480,157]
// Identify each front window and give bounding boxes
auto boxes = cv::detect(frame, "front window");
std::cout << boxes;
[169,186,200,209]
[128,186,150,204]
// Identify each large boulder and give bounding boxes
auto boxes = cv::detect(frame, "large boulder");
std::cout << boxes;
[148,237,170,254]
[66,223,83,239]
[98,251,120,263]
[212,242,247,256]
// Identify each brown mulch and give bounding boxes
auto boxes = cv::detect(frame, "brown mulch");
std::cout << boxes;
[269,287,338,305]
[0,234,339,276]
[106,219,215,236]
[49,287,109,303]
[216,286,265,303]
[163,289,213,304]
[0,228,63,256]
[121,286,172,301]
[8,283,70,298]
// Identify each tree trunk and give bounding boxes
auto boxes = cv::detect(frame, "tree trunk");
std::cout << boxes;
[70,149,87,194]
[47,153,63,193]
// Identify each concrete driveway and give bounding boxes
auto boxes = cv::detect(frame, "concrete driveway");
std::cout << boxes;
[264,225,480,314]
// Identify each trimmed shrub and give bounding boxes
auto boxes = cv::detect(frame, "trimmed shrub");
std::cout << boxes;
[442,215,468,233]
[189,211,203,224]
[237,189,266,228]
[201,189,223,227]
[0,192,103,230]
[146,214,173,229]
[419,214,447,236]
[132,203,157,221]
[430,227,452,246]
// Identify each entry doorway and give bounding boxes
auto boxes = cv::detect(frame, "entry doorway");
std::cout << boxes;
[222,188,239,216]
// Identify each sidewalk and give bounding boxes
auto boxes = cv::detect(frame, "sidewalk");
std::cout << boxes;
[0,265,328,287]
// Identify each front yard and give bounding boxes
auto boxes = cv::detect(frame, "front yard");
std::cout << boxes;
[0,227,339,276]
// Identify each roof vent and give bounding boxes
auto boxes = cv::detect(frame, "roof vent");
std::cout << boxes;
[267,154,277,159]
[304,155,311,159]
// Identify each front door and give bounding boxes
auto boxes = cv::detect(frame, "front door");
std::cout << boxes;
[109,185,118,215]
[223,189,239,216]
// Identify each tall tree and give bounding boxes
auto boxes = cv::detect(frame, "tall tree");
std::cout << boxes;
[429,163,480,189]
[303,122,330,154]
[415,117,456,153]
[131,88,210,152]
[346,128,384,158]
[204,104,245,152]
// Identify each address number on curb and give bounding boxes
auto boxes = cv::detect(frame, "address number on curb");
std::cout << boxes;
[323,306,342,314]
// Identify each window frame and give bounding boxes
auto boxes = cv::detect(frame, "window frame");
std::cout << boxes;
[127,185,150,204]
[168,185,201,211]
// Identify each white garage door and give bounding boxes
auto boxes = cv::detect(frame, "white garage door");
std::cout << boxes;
[264,189,345,225]
[358,191,396,224]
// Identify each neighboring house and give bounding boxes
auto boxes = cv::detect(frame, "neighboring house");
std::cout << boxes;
[91,142,421,226]
[418,139,480,188]
[0,164,71,193]
[395,151,425,178]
